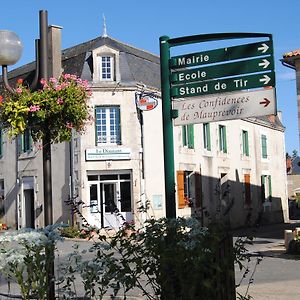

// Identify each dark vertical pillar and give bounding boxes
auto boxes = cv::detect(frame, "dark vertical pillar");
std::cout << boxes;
[159,36,176,219]
[39,10,55,300]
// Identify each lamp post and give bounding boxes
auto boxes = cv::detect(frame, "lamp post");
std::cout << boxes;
[0,10,55,300]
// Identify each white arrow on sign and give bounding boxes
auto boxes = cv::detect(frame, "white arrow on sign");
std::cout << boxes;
[258,43,269,54]
[172,88,276,125]
[259,74,271,85]
[258,59,270,69]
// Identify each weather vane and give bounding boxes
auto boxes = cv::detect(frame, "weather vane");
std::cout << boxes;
[102,14,107,37]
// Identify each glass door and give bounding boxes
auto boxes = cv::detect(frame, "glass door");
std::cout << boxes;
[102,182,119,228]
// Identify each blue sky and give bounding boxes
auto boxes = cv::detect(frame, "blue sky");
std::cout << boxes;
[1,0,299,154]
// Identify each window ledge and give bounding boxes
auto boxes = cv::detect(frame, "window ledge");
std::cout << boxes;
[18,151,36,160]
[203,149,213,157]
[181,147,195,154]
[241,155,251,161]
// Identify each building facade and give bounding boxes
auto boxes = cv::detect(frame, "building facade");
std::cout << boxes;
[0,33,289,230]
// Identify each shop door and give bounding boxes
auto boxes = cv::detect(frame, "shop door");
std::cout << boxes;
[24,189,34,228]
[102,183,120,228]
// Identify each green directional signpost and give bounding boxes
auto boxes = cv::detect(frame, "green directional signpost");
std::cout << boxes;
[171,71,275,98]
[159,32,276,220]
[170,40,273,68]
[159,32,276,300]
[171,56,274,84]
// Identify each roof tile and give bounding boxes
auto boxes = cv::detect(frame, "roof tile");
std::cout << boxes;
[283,50,300,58]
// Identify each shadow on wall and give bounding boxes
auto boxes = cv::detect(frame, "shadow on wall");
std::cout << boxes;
[3,182,19,228]
[187,169,286,230]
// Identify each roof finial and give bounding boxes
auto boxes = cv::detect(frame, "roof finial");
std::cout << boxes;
[102,14,107,37]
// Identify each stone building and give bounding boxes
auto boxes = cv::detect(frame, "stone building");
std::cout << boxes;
[0,31,289,230]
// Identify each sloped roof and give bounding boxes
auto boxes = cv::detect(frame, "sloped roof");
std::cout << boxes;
[0,35,161,90]
[246,114,285,132]
[281,49,300,68]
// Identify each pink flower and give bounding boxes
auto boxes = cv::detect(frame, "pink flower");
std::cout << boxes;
[40,78,47,85]
[63,74,71,79]
[16,87,22,94]
[57,98,63,105]
[29,105,40,112]
[55,85,62,91]
[49,77,57,84]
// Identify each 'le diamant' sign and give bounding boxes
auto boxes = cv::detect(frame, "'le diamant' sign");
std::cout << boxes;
[159,32,276,219]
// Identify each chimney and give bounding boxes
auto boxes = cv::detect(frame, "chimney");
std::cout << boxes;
[48,25,62,78]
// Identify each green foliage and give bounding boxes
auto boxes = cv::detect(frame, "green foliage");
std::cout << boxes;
[0,74,92,144]
[59,218,249,300]
[59,225,95,239]
[59,226,81,238]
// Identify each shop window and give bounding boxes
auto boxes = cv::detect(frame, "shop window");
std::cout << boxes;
[120,181,131,212]
[89,184,99,213]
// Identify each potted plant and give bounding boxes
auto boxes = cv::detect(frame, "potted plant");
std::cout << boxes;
[0,73,92,143]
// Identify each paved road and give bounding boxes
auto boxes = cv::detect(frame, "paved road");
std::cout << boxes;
[234,221,300,300]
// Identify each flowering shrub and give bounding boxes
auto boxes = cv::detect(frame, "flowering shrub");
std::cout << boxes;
[0,74,92,143]
[59,218,247,300]
[0,224,64,300]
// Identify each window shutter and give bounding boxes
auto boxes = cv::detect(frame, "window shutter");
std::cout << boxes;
[188,124,194,149]
[194,172,202,208]
[206,123,211,151]
[223,126,227,153]
[18,134,23,154]
[242,130,249,156]
[244,174,251,206]
[261,135,267,158]
[116,107,121,145]
[177,170,185,208]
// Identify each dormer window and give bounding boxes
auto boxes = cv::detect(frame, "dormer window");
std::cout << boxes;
[100,55,113,80]
[92,45,120,83]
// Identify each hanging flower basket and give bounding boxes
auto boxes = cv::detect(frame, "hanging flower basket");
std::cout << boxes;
[0,74,92,144]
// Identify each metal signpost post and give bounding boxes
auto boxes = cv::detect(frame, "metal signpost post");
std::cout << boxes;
[159,32,276,219]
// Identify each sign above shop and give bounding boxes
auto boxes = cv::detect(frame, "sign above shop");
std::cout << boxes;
[85,148,131,161]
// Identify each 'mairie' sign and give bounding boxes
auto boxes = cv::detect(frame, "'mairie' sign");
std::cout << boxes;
[173,88,276,125]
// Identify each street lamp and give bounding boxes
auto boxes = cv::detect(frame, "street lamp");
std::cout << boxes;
[0,10,55,299]
[0,30,23,92]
